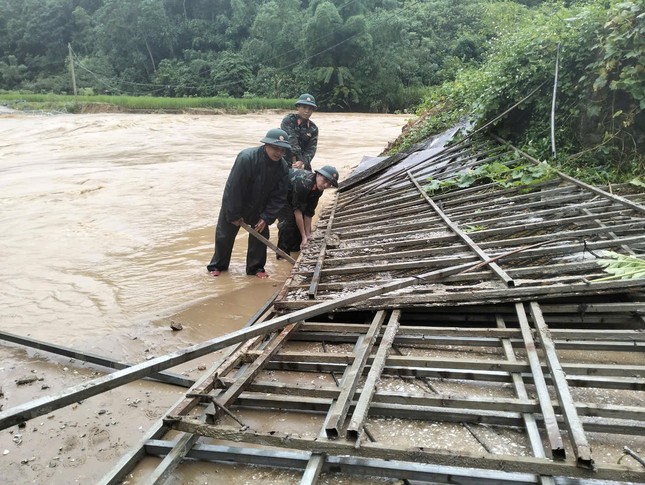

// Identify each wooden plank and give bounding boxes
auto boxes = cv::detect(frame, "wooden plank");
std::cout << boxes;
[244,350,645,378]
[308,196,339,299]
[497,314,547,459]
[221,377,645,421]
[467,211,644,239]
[538,302,645,313]
[436,180,572,209]
[472,221,645,249]
[239,221,296,264]
[530,302,593,469]
[335,192,424,222]
[0,330,194,388]
[230,393,645,436]
[168,420,645,482]
[409,171,515,287]
[332,203,438,229]
[515,303,565,460]
[300,453,325,485]
[480,232,645,252]
[448,191,592,221]
[324,311,386,438]
[325,229,457,248]
[317,244,470,267]
[347,310,400,441]
[470,202,629,231]
[259,361,645,391]
[331,216,444,239]
[451,198,614,226]
[276,277,645,311]
[145,439,540,485]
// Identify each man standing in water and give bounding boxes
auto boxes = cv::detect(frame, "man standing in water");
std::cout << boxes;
[207,128,291,278]
[281,93,319,171]
[277,165,339,257]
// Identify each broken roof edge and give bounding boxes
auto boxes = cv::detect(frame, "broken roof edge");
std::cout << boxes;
[339,120,470,192]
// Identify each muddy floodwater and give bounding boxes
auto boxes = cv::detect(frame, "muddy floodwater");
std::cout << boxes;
[0,110,408,484]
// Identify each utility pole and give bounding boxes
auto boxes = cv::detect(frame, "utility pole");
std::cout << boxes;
[550,43,560,159]
[68,43,78,97]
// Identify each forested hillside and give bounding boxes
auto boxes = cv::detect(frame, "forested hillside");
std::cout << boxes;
[0,0,642,179]
[0,0,544,110]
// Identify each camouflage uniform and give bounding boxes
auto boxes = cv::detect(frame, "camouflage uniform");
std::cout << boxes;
[277,169,323,254]
[280,113,318,171]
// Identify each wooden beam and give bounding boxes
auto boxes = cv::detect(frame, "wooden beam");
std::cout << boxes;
[145,439,540,484]
[530,302,593,469]
[308,196,339,299]
[410,170,514,287]
[347,310,400,441]
[212,322,300,418]
[325,311,386,438]
[515,303,565,460]
[167,420,645,482]
[0,330,194,388]
[240,221,296,264]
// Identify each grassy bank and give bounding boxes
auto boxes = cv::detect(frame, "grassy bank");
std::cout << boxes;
[0,92,294,113]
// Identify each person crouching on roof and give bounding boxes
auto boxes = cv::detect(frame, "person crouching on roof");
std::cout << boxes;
[277,165,339,257]
[281,93,319,171]
[206,128,291,279]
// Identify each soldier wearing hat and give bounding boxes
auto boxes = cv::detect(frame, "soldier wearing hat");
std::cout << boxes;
[280,93,319,171]
[206,128,291,278]
[277,165,340,256]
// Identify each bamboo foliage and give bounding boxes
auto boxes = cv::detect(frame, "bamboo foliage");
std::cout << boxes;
[595,251,645,281]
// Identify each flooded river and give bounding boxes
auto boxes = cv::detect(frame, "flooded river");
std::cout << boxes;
[0,111,408,357]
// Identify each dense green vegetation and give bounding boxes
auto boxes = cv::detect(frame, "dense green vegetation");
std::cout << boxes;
[395,0,643,182]
[0,0,500,111]
[0,0,642,182]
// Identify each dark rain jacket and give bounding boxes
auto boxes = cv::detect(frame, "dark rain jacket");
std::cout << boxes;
[280,113,318,171]
[222,145,289,225]
[286,169,323,217]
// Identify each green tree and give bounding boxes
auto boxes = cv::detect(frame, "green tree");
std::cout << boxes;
[94,0,174,90]
[0,55,28,90]
[302,2,373,108]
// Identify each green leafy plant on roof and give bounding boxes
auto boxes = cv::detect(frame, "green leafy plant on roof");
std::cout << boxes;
[425,160,555,195]
[594,251,645,281]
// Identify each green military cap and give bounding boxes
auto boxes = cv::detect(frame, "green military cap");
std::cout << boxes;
[260,128,291,150]
[316,165,339,187]
[295,93,317,109]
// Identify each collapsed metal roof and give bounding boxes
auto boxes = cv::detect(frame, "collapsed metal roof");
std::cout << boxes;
[2,131,644,484]
[275,135,645,311]
[141,133,644,484]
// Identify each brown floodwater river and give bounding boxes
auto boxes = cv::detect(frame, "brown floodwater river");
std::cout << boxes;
[0,110,408,484]
[0,111,407,351]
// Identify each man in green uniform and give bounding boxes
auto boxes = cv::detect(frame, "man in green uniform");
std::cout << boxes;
[280,93,319,171]
[206,128,291,278]
[277,165,339,257]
